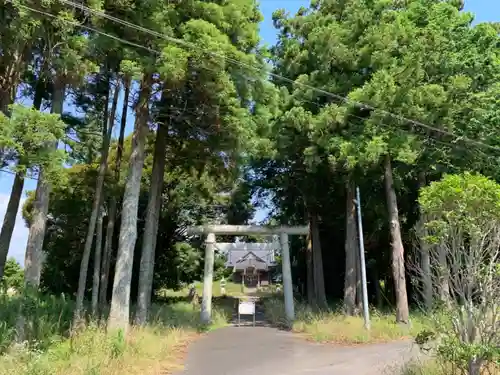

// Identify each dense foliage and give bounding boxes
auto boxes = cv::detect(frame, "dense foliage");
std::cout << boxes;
[0,0,499,372]
[1,258,23,290]
[417,173,500,374]
[33,134,244,296]
[254,0,500,316]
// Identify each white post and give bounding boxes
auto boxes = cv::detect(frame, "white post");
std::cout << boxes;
[355,187,370,330]
[201,232,215,324]
[280,232,295,322]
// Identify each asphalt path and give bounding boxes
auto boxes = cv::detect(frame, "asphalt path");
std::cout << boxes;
[178,325,417,375]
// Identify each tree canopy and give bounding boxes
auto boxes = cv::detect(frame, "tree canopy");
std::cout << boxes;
[0,0,498,348]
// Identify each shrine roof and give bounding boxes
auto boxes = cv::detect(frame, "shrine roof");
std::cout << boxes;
[224,244,277,268]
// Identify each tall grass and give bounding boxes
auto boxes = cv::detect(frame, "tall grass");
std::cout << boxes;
[394,360,500,375]
[148,301,230,330]
[159,281,247,299]
[396,361,441,375]
[0,324,195,375]
[0,292,231,375]
[263,298,429,344]
[0,293,74,353]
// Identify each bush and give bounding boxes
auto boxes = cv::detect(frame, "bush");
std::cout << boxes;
[417,173,500,375]
[1,258,23,291]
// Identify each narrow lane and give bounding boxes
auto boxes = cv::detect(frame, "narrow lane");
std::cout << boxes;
[178,325,417,375]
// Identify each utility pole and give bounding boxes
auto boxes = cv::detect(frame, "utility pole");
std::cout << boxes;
[355,187,370,330]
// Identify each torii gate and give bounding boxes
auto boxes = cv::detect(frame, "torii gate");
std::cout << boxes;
[186,225,309,324]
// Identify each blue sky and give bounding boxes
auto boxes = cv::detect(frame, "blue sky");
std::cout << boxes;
[0,0,497,265]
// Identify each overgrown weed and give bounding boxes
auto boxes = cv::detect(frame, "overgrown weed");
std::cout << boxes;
[263,297,429,344]
[0,292,231,375]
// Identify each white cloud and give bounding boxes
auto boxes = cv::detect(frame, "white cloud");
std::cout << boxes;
[0,193,28,266]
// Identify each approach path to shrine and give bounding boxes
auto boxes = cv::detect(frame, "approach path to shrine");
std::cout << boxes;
[177,325,417,375]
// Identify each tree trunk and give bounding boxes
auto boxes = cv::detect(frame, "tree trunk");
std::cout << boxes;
[135,122,168,325]
[74,77,119,323]
[108,75,151,331]
[416,172,432,310]
[310,211,327,309]
[14,80,49,343]
[23,82,65,289]
[0,79,44,279]
[468,358,482,375]
[91,208,104,316]
[344,179,357,315]
[420,247,432,309]
[0,87,11,116]
[0,172,24,279]
[100,78,130,310]
[306,232,316,306]
[438,243,450,305]
[372,265,383,310]
[99,199,115,310]
[383,154,410,323]
[0,48,23,116]
[355,244,363,314]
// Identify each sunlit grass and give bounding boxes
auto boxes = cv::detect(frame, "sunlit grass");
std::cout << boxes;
[159,280,279,299]
[395,360,442,375]
[263,298,429,344]
[394,360,500,375]
[0,324,195,375]
[160,280,244,298]
[0,292,232,375]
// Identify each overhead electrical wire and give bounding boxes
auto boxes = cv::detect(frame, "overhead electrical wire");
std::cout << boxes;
[7,0,500,159]
[54,0,500,153]
[11,2,160,54]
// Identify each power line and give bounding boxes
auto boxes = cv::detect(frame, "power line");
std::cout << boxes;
[12,2,235,85]
[11,2,160,55]
[56,0,500,153]
[10,4,226,122]
[12,1,500,158]
[287,96,500,164]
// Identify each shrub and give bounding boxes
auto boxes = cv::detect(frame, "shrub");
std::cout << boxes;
[416,173,500,375]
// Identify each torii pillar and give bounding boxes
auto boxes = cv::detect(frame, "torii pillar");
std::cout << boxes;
[186,225,309,325]
[201,232,215,323]
[279,232,294,321]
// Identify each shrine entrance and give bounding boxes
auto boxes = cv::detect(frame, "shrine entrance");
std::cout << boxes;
[243,267,257,288]
[219,240,278,291]
[186,225,309,324]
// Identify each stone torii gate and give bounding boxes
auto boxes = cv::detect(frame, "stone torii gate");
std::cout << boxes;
[186,225,309,324]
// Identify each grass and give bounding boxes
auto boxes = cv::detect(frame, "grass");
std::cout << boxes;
[0,293,74,353]
[159,280,277,299]
[396,360,500,375]
[159,280,243,298]
[263,297,429,345]
[0,291,232,375]
[396,360,442,375]
[163,282,431,346]
[0,324,195,375]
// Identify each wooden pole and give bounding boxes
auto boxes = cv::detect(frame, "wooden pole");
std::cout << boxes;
[201,232,215,324]
[280,232,295,322]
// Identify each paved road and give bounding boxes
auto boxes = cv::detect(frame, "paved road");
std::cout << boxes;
[178,326,417,375]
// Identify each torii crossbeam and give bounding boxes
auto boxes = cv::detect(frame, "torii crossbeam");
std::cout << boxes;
[186,225,309,324]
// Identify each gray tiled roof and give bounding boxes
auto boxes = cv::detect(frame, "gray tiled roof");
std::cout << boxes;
[216,243,277,268]
[233,252,269,270]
